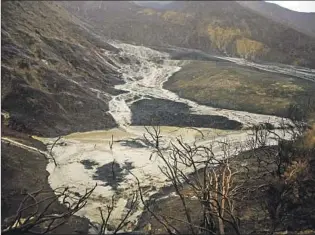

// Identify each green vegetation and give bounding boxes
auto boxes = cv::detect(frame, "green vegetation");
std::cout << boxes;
[164,61,315,119]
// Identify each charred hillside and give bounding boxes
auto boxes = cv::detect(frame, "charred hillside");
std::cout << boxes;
[1,1,125,136]
[62,1,315,68]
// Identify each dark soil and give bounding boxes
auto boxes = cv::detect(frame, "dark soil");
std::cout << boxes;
[1,129,90,234]
[1,103,92,234]
[93,161,135,190]
[117,138,149,148]
[136,143,315,234]
[163,60,315,121]
[80,159,99,170]
[1,1,126,137]
[130,98,243,130]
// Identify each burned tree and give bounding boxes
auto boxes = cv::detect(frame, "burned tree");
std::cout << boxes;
[143,125,162,150]
[2,184,140,235]
[134,119,315,235]
[2,184,97,234]
[134,126,245,235]
[94,191,139,235]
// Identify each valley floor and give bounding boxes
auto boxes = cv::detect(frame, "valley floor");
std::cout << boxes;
[164,60,315,119]
[2,41,315,234]
[2,2,315,234]
[37,125,292,231]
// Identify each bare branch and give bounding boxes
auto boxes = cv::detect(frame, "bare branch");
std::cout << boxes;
[2,184,97,234]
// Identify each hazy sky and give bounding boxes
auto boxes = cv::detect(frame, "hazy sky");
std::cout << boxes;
[267,1,315,13]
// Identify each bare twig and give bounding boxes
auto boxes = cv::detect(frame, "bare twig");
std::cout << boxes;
[49,136,62,167]
[2,184,97,234]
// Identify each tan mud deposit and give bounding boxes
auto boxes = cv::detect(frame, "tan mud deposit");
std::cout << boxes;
[35,43,295,232]
[38,126,289,232]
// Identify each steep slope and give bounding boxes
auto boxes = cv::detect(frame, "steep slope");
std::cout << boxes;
[1,137,90,234]
[60,1,142,24]
[3,1,315,138]
[179,1,315,66]
[1,1,125,136]
[238,1,315,38]
[62,1,315,68]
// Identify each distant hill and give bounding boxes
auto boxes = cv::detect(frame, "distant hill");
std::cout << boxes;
[133,1,175,10]
[62,1,315,68]
[238,1,315,37]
